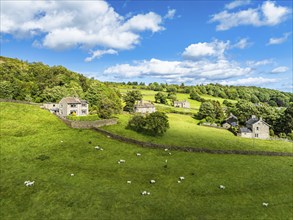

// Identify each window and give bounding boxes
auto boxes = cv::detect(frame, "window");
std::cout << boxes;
[82,104,87,107]
[256,127,259,130]
[70,104,77,108]
[255,134,258,137]
[82,110,87,114]
[53,104,55,107]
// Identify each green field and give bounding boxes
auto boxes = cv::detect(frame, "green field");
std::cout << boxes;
[119,88,237,111]
[1,102,293,219]
[105,113,293,153]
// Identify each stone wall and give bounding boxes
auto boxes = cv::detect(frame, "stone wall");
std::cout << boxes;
[93,128,293,157]
[56,115,117,129]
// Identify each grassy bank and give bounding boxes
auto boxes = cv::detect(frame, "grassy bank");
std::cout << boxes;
[1,102,292,219]
[104,113,293,153]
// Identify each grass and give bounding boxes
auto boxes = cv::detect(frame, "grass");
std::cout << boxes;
[119,88,237,111]
[66,114,100,121]
[105,113,293,153]
[1,102,293,219]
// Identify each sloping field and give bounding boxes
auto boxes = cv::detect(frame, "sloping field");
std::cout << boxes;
[1,102,292,219]
[104,114,293,153]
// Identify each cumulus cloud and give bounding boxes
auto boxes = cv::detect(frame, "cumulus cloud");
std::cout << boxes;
[271,66,289,73]
[104,58,252,81]
[210,1,290,31]
[1,0,166,59]
[182,40,230,59]
[219,77,278,86]
[267,32,291,45]
[85,49,118,62]
[164,9,176,19]
[225,0,251,10]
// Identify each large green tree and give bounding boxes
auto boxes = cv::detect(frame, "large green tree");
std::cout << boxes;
[123,90,143,112]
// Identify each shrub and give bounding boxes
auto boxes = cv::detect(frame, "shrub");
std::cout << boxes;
[127,112,170,136]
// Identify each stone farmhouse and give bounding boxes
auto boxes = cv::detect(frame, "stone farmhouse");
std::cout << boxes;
[222,113,238,129]
[238,115,270,139]
[174,100,190,108]
[134,100,156,114]
[43,97,88,116]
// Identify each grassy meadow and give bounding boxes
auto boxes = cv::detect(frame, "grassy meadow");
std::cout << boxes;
[118,88,237,111]
[105,113,293,153]
[1,102,293,219]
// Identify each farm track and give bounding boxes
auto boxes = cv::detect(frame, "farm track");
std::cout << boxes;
[93,127,293,157]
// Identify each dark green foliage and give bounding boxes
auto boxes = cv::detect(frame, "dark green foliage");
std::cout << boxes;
[155,92,168,104]
[123,90,143,112]
[190,90,203,102]
[0,56,122,118]
[127,112,170,136]
[197,100,224,121]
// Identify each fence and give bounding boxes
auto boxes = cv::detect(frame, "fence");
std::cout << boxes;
[56,115,117,129]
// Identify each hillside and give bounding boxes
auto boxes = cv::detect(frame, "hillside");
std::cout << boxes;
[0,56,122,118]
[1,102,293,219]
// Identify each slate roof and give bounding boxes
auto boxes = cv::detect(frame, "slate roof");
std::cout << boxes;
[135,101,155,108]
[246,117,259,126]
[239,127,252,133]
[174,100,189,104]
[60,97,87,104]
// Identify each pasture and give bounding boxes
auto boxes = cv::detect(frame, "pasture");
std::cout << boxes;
[105,113,293,153]
[1,102,292,219]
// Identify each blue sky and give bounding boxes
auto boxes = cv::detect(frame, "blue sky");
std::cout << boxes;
[1,0,292,91]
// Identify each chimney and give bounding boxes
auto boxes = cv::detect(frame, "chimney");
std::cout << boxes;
[251,115,256,119]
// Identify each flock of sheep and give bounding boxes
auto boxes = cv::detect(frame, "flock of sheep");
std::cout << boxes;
[24,143,269,207]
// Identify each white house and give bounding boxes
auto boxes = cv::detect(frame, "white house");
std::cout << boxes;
[238,115,270,139]
[58,97,88,116]
[174,100,190,108]
[134,100,156,114]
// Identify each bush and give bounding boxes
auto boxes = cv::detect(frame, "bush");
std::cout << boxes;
[127,112,170,136]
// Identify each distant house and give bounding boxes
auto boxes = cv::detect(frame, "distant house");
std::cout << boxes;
[43,103,59,114]
[222,113,238,129]
[174,100,190,108]
[59,97,88,116]
[238,115,270,139]
[134,100,156,114]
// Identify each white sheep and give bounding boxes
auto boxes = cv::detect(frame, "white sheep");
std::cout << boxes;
[94,146,100,150]
[179,176,185,181]
[262,202,269,207]
[71,173,74,176]
[219,185,225,189]
[118,159,125,164]
[177,180,181,183]
[150,180,156,184]
[100,148,104,151]
[136,153,141,156]
[168,152,172,155]
[164,148,168,151]
[165,160,168,163]
[141,191,150,196]
[24,180,35,187]
[127,181,132,184]
[60,141,63,143]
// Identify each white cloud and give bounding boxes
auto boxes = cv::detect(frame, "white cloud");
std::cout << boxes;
[225,0,251,10]
[210,1,290,31]
[85,49,118,62]
[246,59,273,67]
[1,1,165,55]
[219,77,278,86]
[182,40,229,59]
[232,38,251,49]
[104,58,252,81]
[164,9,176,19]
[267,32,291,45]
[271,66,289,73]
